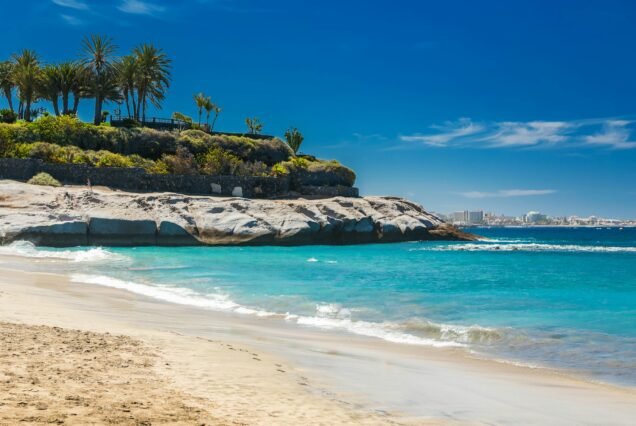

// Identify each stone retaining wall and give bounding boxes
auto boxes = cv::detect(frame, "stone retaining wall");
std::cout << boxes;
[0,158,359,198]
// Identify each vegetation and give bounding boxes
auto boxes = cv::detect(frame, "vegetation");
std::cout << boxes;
[0,115,355,186]
[0,36,356,189]
[27,172,61,187]
[284,127,304,154]
[245,117,263,134]
[0,34,171,126]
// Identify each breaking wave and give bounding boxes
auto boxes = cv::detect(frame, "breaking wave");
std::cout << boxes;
[68,274,501,349]
[413,243,636,253]
[0,241,125,262]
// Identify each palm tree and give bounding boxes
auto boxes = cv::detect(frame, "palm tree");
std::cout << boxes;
[203,98,214,127]
[85,67,121,123]
[133,44,171,121]
[0,61,15,112]
[55,62,84,115]
[12,49,42,122]
[210,105,222,132]
[41,65,62,116]
[245,117,263,134]
[117,55,138,118]
[80,34,118,125]
[194,92,208,126]
[70,65,87,115]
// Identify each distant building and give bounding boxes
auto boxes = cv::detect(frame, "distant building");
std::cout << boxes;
[524,211,547,223]
[451,210,484,225]
[468,210,484,224]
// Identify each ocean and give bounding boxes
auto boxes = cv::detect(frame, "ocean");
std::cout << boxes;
[3,226,636,386]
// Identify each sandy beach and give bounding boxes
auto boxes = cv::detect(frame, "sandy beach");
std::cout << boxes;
[1,254,636,425]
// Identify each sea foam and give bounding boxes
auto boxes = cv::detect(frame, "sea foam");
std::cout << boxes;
[70,273,491,348]
[413,243,636,253]
[0,241,124,262]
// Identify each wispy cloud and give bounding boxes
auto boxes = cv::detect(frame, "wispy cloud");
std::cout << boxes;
[480,121,572,147]
[460,189,557,199]
[118,0,166,15]
[52,0,89,10]
[585,120,636,150]
[400,118,484,147]
[400,117,636,150]
[60,13,85,26]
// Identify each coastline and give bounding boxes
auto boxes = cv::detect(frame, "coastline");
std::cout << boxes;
[2,254,636,425]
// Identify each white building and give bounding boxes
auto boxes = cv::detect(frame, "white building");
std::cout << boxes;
[525,211,547,223]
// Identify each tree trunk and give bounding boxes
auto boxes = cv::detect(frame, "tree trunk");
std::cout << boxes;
[72,93,80,115]
[62,92,69,115]
[3,89,13,112]
[93,96,102,125]
[132,89,138,120]
[211,114,219,132]
[24,98,31,122]
[124,90,131,118]
[52,97,60,116]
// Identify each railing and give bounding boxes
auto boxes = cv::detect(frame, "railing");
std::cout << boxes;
[110,116,276,139]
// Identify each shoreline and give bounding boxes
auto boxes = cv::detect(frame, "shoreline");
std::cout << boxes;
[2,255,636,424]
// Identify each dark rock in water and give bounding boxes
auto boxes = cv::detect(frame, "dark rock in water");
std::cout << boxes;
[0,180,477,247]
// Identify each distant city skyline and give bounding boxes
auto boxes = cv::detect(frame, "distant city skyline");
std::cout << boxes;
[1,1,636,217]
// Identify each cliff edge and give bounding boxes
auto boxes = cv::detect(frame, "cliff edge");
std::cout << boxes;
[0,180,476,246]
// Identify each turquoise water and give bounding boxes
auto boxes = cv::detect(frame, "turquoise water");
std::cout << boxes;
[6,227,636,386]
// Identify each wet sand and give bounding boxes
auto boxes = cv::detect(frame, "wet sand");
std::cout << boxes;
[1,256,636,425]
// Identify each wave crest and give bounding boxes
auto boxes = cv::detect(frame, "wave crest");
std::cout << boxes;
[0,241,125,262]
[413,243,636,253]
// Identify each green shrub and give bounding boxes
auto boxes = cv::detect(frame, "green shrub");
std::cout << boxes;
[177,129,213,154]
[0,109,17,124]
[197,147,241,175]
[271,163,289,176]
[94,150,133,168]
[27,172,61,187]
[161,146,198,175]
[235,161,269,177]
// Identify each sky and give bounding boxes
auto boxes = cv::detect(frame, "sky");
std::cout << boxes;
[2,0,636,218]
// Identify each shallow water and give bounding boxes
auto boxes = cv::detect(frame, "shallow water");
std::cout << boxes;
[5,226,636,386]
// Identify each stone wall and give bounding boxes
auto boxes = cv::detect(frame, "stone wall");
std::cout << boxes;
[0,158,359,198]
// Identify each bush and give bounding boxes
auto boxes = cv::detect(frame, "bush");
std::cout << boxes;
[197,147,241,175]
[27,172,61,187]
[278,158,356,187]
[94,150,133,168]
[161,146,198,175]
[177,129,213,154]
[0,109,17,124]
[119,118,141,128]
[271,163,289,176]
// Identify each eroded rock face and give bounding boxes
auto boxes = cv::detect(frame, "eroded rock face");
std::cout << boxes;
[0,180,476,247]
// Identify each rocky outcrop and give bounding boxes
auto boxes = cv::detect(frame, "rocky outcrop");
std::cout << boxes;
[0,180,476,247]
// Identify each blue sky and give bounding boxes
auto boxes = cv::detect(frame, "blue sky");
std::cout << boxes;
[2,0,636,218]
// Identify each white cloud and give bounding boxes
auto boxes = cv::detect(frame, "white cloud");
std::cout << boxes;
[399,117,636,150]
[400,118,484,147]
[52,0,89,10]
[584,120,636,150]
[118,0,166,15]
[460,189,557,199]
[481,121,571,147]
[60,14,85,25]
